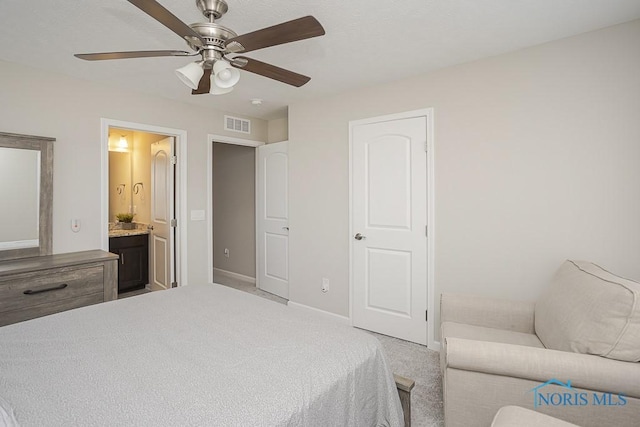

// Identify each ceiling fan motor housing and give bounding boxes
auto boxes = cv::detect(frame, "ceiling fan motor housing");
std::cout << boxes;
[188,22,237,52]
[196,0,228,20]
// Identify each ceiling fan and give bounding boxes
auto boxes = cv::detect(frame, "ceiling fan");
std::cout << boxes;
[75,0,325,95]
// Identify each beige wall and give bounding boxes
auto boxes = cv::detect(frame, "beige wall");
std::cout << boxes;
[288,20,640,334]
[267,117,288,143]
[212,142,256,278]
[0,60,267,285]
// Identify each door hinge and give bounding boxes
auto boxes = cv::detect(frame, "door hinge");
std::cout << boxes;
[426,310,428,322]
[171,281,178,288]
[170,218,177,227]
[425,141,428,152]
[170,155,177,165]
[425,225,428,237]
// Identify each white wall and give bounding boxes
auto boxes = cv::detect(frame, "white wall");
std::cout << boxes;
[288,20,640,333]
[0,60,267,285]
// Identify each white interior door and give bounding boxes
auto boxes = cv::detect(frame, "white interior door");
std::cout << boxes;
[257,141,289,299]
[150,137,175,291]
[351,117,428,345]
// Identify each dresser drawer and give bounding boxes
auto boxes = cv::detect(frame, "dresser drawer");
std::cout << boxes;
[0,293,104,327]
[0,264,104,314]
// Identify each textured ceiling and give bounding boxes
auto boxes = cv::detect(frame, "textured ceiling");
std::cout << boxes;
[1,0,639,120]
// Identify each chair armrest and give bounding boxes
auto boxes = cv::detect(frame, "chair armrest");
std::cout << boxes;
[444,337,640,399]
[440,293,535,334]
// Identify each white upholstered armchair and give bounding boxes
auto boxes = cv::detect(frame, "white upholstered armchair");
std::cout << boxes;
[440,260,640,427]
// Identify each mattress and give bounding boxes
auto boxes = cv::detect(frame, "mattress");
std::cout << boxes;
[0,283,403,426]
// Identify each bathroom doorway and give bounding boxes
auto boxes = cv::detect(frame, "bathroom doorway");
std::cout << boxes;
[101,119,188,293]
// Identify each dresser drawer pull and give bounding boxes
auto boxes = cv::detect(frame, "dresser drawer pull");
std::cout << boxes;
[23,283,68,295]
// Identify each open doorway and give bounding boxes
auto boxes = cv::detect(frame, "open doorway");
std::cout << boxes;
[101,119,188,296]
[211,142,256,284]
[207,135,289,304]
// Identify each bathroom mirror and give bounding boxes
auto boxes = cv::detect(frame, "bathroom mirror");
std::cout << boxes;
[108,129,134,224]
[0,132,54,261]
[109,151,132,221]
[108,128,167,227]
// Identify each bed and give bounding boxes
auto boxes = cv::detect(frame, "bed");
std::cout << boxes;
[0,283,406,426]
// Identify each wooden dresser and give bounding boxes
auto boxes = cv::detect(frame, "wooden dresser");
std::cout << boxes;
[0,250,118,327]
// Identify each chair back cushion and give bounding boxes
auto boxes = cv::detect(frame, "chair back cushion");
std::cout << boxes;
[535,260,640,362]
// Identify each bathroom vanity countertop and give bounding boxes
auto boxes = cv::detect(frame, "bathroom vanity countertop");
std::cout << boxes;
[108,229,150,238]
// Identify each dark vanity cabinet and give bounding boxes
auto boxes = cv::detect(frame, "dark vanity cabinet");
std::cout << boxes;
[109,234,149,293]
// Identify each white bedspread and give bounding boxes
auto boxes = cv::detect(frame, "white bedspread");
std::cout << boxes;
[0,284,403,426]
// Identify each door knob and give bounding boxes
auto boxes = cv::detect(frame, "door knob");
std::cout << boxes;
[354,233,366,240]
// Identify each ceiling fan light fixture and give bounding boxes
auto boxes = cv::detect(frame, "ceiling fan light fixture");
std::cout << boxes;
[209,76,234,95]
[175,61,204,90]
[74,1,325,94]
[213,60,240,89]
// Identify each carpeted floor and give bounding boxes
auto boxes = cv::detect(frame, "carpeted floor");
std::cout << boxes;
[369,332,444,427]
[214,273,445,426]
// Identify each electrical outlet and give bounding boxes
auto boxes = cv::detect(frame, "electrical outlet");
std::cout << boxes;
[321,278,329,293]
[224,248,230,258]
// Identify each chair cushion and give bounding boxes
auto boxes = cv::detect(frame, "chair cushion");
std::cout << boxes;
[491,406,579,427]
[535,260,640,362]
[442,322,545,348]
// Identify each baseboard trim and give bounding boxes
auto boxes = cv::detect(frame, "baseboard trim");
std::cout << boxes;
[213,268,256,285]
[287,301,351,325]
[430,340,441,352]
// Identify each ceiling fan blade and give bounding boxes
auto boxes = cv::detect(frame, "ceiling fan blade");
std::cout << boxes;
[75,50,192,61]
[192,68,212,95]
[231,57,311,87]
[128,0,205,47]
[225,16,325,54]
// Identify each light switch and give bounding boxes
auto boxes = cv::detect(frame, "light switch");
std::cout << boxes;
[190,210,206,221]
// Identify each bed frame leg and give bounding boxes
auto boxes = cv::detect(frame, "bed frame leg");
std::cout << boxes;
[394,373,415,427]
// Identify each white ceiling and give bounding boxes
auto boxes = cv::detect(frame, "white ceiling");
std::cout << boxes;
[1,0,639,120]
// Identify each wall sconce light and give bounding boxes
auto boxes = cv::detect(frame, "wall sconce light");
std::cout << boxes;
[109,134,130,152]
[118,136,129,151]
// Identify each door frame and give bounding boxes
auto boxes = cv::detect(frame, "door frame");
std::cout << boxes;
[100,118,188,287]
[348,108,436,350]
[206,134,265,284]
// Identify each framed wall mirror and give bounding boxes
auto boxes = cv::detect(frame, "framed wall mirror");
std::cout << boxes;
[0,132,54,261]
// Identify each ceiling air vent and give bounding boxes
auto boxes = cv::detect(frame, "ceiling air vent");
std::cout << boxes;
[225,115,251,134]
